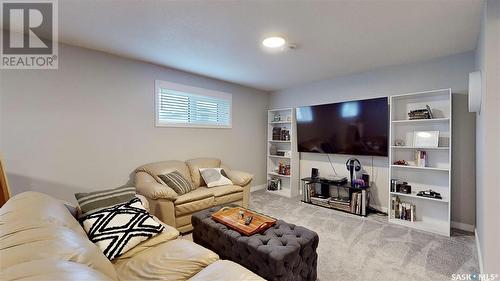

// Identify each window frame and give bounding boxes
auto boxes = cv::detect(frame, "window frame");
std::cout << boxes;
[154,80,232,129]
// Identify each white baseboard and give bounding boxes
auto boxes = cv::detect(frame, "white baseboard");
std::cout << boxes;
[451,221,475,232]
[250,184,266,192]
[475,228,484,274]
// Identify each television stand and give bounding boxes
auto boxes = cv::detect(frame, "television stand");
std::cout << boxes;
[300,177,370,217]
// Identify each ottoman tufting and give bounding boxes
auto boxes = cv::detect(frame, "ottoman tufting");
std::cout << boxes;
[192,206,319,281]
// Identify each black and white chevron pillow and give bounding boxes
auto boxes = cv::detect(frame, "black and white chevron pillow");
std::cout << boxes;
[80,197,164,260]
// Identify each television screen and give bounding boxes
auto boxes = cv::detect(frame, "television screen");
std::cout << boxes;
[295,97,389,156]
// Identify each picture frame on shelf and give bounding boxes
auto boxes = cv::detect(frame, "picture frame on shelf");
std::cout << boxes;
[413,131,439,147]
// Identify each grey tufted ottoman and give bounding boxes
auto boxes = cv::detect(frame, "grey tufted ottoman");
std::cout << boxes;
[192,206,319,281]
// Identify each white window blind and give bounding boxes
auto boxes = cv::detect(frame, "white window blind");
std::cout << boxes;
[155,80,232,128]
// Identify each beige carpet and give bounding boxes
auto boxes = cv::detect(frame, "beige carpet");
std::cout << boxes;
[247,190,479,281]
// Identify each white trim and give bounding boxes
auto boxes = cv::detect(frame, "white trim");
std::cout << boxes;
[155,80,232,100]
[390,88,451,98]
[268,107,293,112]
[155,123,232,129]
[475,228,484,274]
[154,80,232,128]
[451,221,475,232]
[250,184,266,192]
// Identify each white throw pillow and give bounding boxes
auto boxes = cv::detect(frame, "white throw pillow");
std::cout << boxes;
[199,168,233,188]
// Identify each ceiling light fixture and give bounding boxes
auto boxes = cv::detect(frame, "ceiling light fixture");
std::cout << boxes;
[262,36,286,48]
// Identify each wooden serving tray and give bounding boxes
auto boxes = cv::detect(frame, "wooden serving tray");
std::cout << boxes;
[211,207,277,236]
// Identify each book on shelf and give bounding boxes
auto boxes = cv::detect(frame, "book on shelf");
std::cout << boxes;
[415,150,427,167]
[391,195,416,222]
[351,193,357,213]
[357,193,361,214]
[391,196,396,218]
[351,192,361,215]
[362,190,367,216]
[329,200,351,212]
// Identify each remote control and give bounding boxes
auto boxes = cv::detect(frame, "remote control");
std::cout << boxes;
[244,216,253,225]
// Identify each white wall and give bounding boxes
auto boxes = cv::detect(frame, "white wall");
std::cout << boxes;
[0,44,269,204]
[270,51,476,227]
[474,0,500,273]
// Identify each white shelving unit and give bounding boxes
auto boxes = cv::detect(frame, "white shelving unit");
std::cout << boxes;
[266,108,299,197]
[388,89,452,236]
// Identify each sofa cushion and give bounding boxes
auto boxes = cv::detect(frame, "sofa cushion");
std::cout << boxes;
[0,191,87,237]
[186,158,221,187]
[0,222,117,280]
[199,168,233,188]
[158,171,194,195]
[188,260,265,281]
[175,196,214,216]
[113,224,179,261]
[113,239,219,281]
[196,185,243,198]
[80,198,164,260]
[174,187,214,205]
[75,186,137,217]
[173,185,243,216]
[1,260,114,281]
[213,192,244,206]
[136,160,193,186]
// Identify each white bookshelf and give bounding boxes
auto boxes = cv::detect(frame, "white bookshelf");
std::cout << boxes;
[266,108,299,197]
[388,89,452,236]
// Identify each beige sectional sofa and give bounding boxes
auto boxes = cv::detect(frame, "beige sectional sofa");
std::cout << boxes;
[135,158,253,233]
[0,191,264,281]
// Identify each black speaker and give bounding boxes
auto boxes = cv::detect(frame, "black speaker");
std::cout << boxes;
[311,168,319,179]
[362,174,370,187]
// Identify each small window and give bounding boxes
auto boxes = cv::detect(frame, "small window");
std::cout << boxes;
[155,80,232,128]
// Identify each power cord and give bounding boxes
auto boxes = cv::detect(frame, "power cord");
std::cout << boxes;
[367,189,387,216]
[326,154,337,175]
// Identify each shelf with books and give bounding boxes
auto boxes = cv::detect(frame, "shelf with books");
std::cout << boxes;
[268,140,291,143]
[390,146,450,150]
[390,165,450,172]
[268,172,291,178]
[389,89,451,236]
[268,155,291,159]
[300,178,369,217]
[390,192,448,203]
[267,108,299,198]
[391,118,449,124]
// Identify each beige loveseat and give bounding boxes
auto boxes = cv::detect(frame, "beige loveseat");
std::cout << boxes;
[0,192,263,281]
[135,158,253,233]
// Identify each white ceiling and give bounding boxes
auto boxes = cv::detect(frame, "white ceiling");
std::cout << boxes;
[56,0,482,91]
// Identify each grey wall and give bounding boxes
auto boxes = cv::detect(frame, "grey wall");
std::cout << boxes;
[474,0,500,273]
[0,44,269,204]
[270,51,476,228]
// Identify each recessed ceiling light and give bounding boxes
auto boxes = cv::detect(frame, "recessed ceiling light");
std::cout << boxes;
[262,36,286,48]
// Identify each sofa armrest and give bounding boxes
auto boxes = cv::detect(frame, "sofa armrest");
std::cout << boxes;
[137,182,178,201]
[135,171,178,201]
[225,170,253,187]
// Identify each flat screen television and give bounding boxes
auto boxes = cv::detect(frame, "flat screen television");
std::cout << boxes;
[295,97,389,156]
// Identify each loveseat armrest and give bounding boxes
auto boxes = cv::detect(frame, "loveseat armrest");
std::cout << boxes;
[225,170,253,187]
[135,172,178,201]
